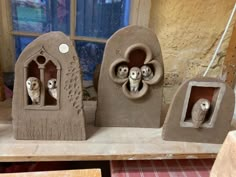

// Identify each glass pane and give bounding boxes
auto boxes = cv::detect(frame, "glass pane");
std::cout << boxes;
[76,0,130,38]
[75,41,105,80]
[15,36,35,60]
[11,0,70,34]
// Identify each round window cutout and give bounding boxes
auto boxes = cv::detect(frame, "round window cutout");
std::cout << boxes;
[127,48,146,68]
[36,55,46,64]
[59,44,69,54]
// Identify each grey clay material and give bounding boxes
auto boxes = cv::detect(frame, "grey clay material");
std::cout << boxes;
[12,32,86,140]
[96,25,164,128]
[162,77,235,144]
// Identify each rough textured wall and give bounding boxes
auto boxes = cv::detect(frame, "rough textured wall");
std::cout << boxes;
[149,0,236,103]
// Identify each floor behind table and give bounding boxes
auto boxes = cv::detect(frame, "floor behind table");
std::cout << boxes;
[110,159,215,177]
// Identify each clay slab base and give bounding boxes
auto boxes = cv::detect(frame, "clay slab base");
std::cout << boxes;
[162,77,235,144]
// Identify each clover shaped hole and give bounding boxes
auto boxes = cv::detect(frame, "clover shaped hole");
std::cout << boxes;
[127,48,146,68]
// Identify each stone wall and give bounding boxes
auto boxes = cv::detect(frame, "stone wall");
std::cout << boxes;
[149,0,236,103]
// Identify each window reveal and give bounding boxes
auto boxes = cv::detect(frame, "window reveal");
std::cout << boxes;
[24,47,61,110]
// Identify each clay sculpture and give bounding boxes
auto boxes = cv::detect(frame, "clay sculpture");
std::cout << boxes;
[141,65,154,81]
[117,64,129,79]
[191,98,210,128]
[47,78,57,100]
[26,77,41,105]
[162,77,235,143]
[12,31,86,140]
[129,67,142,93]
[96,25,164,128]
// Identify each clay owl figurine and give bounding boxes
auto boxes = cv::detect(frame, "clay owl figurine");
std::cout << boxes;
[117,64,129,79]
[129,67,142,92]
[47,78,57,100]
[26,77,40,104]
[191,98,210,128]
[141,65,154,81]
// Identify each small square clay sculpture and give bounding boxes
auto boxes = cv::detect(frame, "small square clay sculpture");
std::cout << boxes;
[95,26,164,128]
[12,32,86,140]
[162,77,235,144]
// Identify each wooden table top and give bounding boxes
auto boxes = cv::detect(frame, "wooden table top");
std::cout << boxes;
[0,99,233,162]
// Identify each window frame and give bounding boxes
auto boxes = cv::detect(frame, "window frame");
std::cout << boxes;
[24,48,61,110]
[0,0,151,72]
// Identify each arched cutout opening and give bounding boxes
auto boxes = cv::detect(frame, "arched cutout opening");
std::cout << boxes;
[45,61,57,105]
[127,48,146,68]
[36,55,46,64]
[27,60,40,78]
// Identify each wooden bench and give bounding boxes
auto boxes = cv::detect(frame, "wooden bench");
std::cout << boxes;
[0,169,101,177]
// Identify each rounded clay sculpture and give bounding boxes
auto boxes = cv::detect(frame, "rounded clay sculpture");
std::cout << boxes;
[96,25,164,128]
[12,32,86,140]
[162,77,235,143]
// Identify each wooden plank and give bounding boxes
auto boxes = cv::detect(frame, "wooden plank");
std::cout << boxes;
[72,36,106,43]
[0,66,5,101]
[0,169,101,177]
[70,0,76,40]
[210,131,236,177]
[129,0,151,27]
[76,0,85,36]
[0,0,15,72]
[225,21,236,87]
[12,31,42,37]
[0,99,232,162]
[11,31,107,43]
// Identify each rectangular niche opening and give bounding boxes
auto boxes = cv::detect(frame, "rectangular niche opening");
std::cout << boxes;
[45,60,58,106]
[26,60,40,105]
[180,82,225,128]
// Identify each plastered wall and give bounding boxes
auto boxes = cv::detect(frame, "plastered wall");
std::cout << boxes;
[149,0,236,103]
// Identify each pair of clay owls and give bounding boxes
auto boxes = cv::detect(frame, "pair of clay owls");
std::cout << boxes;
[117,65,153,92]
[26,77,57,104]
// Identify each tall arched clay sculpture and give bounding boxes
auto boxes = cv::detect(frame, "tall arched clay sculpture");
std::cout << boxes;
[96,26,164,128]
[12,32,86,140]
[162,77,235,144]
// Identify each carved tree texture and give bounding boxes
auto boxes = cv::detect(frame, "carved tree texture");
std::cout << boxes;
[64,56,83,114]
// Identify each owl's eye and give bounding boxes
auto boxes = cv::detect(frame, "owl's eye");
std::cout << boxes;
[142,71,145,74]
[27,82,30,85]
[119,68,122,71]
[124,69,127,72]
[33,83,36,86]
[49,82,52,85]
[132,72,135,75]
